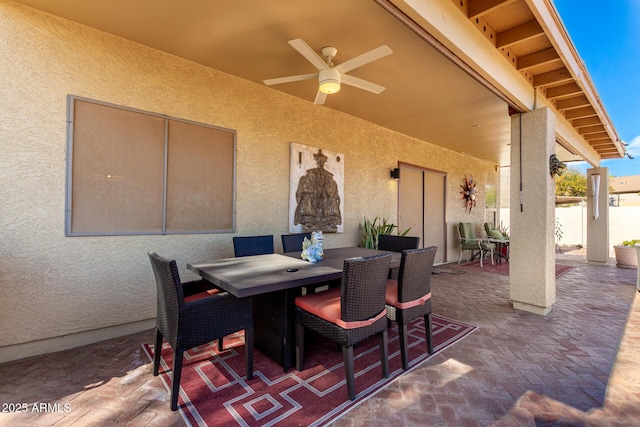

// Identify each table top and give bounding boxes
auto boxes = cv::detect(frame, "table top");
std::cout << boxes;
[187,247,400,298]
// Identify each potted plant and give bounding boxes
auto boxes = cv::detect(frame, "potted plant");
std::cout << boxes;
[359,216,410,249]
[613,239,640,269]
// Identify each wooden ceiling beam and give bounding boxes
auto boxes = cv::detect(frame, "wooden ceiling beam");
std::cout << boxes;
[564,106,596,120]
[590,141,614,147]
[468,0,518,19]
[546,82,582,99]
[517,47,561,71]
[556,95,589,110]
[496,20,544,48]
[585,132,610,141]
[533,68,573,87]
[578,125,606,135]
[571,117,602,128]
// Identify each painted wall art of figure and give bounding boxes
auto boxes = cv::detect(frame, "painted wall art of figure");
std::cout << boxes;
[294,149,343,233]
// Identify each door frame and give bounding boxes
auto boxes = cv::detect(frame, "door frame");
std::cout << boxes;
[397,161,448,263]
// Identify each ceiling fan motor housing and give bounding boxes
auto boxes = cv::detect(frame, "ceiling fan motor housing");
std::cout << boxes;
[321,46,338,60]
[319,68,341,94]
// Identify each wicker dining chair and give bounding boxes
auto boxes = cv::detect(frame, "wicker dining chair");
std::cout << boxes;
[294,253,392,400]
[385,246,437,370]
[377,234,420,252]
[148,252,254,411]
[377,235,420,280]
[281,233,312,253]
[233,235,274,257]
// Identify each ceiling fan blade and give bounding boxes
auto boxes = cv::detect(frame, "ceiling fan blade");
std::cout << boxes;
[341,74,386,94]
[288,38,329,71]
[263,73,317,86]
[335,45,392,74]
[314,90,327,105]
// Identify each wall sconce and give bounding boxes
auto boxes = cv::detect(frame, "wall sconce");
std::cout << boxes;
[390,168,400,180]
[591,174,601,220]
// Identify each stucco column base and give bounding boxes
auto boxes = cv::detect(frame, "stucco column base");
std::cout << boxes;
[512,301,553,316]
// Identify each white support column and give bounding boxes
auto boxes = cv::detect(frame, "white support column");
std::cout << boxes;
[509,108,556,315]
[586,167,610,265]
[636,246,640,292]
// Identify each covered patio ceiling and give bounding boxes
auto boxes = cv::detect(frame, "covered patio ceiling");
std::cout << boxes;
[13,0,624,167]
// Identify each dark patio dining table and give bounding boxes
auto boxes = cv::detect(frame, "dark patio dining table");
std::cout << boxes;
[187,247,401,370]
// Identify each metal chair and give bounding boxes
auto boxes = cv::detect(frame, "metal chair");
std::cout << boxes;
[385,246,437,370]
[457,223,495,267]
[233,235,274,257]
[484,222,509,263]
[281,233,311,253]
[377,234,420,252]
[295,253,391,400]
[148,252,254,411]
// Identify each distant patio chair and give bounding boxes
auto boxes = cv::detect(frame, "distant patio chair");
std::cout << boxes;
[281,233,311,253]
[233,235,274,257]
[457,223,495,267]
[378,234,420,252]
[484,222,509,263]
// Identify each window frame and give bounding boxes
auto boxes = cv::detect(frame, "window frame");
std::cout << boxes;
[65,95,236,236]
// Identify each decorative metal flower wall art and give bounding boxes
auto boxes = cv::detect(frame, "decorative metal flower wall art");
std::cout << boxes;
[460,175,478,213]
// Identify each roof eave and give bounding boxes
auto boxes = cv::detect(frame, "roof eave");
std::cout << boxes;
[525,0,625,158]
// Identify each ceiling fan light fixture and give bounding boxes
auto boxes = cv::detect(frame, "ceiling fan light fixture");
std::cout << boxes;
[318,68,341,94]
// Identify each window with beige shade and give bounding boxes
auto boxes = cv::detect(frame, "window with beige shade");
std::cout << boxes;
[65,96,235,236]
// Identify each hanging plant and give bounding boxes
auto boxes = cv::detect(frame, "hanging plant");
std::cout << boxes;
[460,175,477,213]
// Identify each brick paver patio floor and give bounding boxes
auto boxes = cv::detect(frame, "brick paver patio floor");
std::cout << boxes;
[1,252,638,426]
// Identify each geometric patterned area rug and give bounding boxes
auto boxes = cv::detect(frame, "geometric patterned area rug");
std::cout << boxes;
[456,261,575,279]
[142,314,476,427]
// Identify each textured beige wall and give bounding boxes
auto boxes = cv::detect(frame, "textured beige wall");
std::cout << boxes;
[0,1,497,360]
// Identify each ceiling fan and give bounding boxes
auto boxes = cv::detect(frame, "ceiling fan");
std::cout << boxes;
[263,38,393,105]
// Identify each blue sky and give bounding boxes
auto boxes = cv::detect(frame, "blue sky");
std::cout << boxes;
[553,0,639,177]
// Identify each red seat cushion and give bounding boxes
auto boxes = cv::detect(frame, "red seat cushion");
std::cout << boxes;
[295,288,385,329]
[385,279,431,309]
[184,288,220,303]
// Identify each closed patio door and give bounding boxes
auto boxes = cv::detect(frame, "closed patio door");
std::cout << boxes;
[397,164,447,264]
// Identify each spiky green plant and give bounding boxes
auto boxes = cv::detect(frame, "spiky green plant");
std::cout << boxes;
[360,216,411,249]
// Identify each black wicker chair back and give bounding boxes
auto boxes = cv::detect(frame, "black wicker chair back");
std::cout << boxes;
[149,252,185,350]
[295,253,392,400]
[281,233,311,253]
[386,246,437,370]
[340,255,390,324]
[148,251,254,411]
[397,246,437,303]
[233,235,274,257]
[377,234,420,252]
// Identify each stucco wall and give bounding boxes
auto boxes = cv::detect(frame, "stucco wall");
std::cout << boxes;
[0,1,497,361]
[544,206,640,252]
